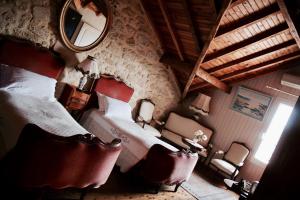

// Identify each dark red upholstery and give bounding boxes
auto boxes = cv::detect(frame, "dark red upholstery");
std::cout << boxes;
[0,37,64,79]
[139,144,198,186]
[0,124,121,189]
[94,76,134,103]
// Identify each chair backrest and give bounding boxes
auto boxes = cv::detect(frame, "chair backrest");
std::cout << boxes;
[3,124,122,189]
[137,99,155,123]
[164,112,213,147]
[224,142,250,166]
[139,144,198,185]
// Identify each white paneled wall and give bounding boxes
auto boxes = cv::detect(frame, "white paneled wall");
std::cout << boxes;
[199,70,299,181]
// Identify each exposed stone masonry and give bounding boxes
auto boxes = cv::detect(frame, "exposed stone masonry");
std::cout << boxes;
[0,0,181,118]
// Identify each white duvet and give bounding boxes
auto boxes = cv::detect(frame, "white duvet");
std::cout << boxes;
[80,109,178,172]
[0,90,88,158]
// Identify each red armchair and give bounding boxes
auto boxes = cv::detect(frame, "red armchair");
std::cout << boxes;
[0,124,122,198]
[138,144,198,193]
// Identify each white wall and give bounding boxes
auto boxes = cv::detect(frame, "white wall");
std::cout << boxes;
[197,69,300,181]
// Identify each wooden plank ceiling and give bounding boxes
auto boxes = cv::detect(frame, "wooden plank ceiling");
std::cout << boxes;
[140,0,300,98]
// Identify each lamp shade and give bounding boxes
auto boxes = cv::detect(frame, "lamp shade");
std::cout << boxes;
[189,93,211,116]
[77,55,99,78]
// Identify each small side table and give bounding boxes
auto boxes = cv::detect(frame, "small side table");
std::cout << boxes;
[59,84,91,121]
[182,138,204,153]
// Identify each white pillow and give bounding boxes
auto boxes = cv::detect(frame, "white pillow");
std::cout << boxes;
[96,92,108,112]
[104,95,133,122]
[0,64,57,101]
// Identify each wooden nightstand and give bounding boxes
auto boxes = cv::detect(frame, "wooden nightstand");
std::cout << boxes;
[59,84,91,120]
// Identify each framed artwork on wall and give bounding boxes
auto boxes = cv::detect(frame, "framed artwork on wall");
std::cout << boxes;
[231,86,272,121]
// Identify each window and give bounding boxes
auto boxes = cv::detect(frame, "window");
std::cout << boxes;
[255,103,293,164]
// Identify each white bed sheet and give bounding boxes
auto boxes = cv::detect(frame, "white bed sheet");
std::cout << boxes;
[0,90,88,158]
[80,109,178,172]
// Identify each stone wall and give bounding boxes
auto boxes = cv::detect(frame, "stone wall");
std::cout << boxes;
[0,0,181,118]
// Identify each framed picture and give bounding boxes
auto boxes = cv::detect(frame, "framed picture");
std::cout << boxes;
[231,86,272,121]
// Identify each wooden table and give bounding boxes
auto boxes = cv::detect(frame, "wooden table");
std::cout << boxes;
[182,138,204,153]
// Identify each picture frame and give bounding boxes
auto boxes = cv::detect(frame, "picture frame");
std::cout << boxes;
[231,86,272,121]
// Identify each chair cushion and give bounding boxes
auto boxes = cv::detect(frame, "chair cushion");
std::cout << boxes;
[161,129,189,149]
[143,124,161,137]
[138,100,155,123]
[211,158,238,175]
[224,143,250,166]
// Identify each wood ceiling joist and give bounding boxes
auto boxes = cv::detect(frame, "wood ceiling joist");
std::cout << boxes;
[207,39,296,74]
[195,58,300,91]
[191,50,300,91]
[182,0,233,98]
[181,0,202,52]
[215,3,280,38]
[225,58,300,84]
[158,0,185,61]
[139,0,165,51]
[229,0,248,8]
[277,0,300,49]
[203,23,289,63]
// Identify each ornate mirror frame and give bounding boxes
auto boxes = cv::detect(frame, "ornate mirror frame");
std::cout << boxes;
[59,0,112,52]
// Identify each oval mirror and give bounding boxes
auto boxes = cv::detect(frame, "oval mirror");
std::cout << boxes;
[59,0,112,52]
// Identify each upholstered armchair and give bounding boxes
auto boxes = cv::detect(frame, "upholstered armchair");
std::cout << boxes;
[135,99,165,137]
[138,144,198,193]
[0,124,122,199]
[209,141,250,180]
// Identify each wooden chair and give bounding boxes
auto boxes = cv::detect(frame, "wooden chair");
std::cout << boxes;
[209,141,250,180]
[135,99,164,137]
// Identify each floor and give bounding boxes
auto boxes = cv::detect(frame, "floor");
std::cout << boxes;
[1,164,239,200]
[184,164,239,200]
[45,164,239,200]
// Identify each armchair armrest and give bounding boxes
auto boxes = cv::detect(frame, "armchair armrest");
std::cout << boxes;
[136,116,146,128]
[153,118,165,126]
[212,150,224,159]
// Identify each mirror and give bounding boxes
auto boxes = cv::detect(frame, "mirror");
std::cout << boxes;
[59,0,112,52]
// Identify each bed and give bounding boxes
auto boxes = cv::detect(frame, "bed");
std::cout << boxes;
[0,37,121,190]
[0,37,88,157]
[80,77,188,172]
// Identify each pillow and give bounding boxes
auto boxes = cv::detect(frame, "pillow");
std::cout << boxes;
[96,92,108,112]
[0,64,57,101]
[104,95,133,122]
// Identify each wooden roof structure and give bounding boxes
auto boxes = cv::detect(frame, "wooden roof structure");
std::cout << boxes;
[140,0,300,98]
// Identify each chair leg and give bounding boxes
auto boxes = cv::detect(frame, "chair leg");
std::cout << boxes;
[80,188,88,200]
[174,183,182,192]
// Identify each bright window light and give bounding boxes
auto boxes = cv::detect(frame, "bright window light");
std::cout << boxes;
[255,103,293,164]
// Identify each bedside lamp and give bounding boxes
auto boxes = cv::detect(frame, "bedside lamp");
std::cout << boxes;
[77,55,99,91]
[189,93,211,116]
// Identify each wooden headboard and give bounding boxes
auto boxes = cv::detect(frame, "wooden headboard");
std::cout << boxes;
[94,76,134,103]
[0,36,64,79]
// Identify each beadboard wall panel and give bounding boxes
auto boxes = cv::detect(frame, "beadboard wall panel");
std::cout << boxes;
[199,70,299,181]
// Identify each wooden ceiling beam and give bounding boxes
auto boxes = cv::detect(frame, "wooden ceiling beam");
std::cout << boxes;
[230,0,247,8]
[158,0,185,61]
[191,51,300,91]
[207,39,296,74]
[139,0,165,51]
[216,3,280,38]
[277,0,300,49]
[194,58,300,92]
[182,0,232,98]
[203,23,289,63]
[225,58,300,84]
[181,0,202,52]
[196,68,231,93]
